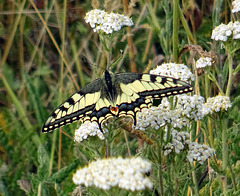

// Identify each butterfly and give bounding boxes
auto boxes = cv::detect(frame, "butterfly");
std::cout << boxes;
[42,70,193,132]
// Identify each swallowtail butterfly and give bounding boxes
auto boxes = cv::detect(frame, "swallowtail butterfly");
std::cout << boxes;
[42,70,193,132]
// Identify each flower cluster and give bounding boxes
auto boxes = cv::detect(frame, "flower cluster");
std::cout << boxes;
[211,21,240,41]
[150,63,195,82]
[187,142,215,165]
[203,95,232,115]
[74,121,106,142]
[72,157,153,191]
[134,101,182,131]
[176,95,205,121]
[232,0,240,13]
[196,57,213,68]
[84,9,134,34]
[163,130,190,155]
[134,95,205,131]
[163,129,215,164]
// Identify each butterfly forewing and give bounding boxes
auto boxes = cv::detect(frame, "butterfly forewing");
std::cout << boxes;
[116,73,193,98]
[42,78,103,132]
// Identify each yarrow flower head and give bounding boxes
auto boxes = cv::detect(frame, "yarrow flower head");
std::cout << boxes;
[72,157,153,191]
[134,100,183,131]
[134,95,206,131]
[196,57,213,68]
[211,21,240,42]
[150,63,195,83]
[176,95,205,121]
[163,129,190,155]
[74,121,106,142]
[232,0,240,13]
[163,129,215,164]
[84,9,134,34]
[187,142,215,164]
[203,95,232,115]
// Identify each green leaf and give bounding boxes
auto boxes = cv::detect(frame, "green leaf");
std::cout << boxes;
[32,66,53,77]
[233,63,240,74]
[0,164,9,196]
[110,53,123,69]
[231,95,240,109]
[42,182,58,196]
[207,73,215,82]
[37,145,50,181]
[222,58,229,89]
[22,71,45,125]
[50,159,80,184]
[212,0,224,27]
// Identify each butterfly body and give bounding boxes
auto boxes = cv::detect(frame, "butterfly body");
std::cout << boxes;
[42,70,193,132]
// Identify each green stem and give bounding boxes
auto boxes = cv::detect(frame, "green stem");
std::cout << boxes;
[172,0,179,62]
[0,0,26,67]
[205,74,214,148]
[208,118,214,148]
[215,45,232,193]
[166,97,174,142]
[226,48,233,97]
[158,131,164,195]
[192,167,199,195]
[1,75,32,130]
[206,70,224,95]
[221,117,228,195]
[178,5,195,44]
[204,72,210,98]
[49,131,57,176]
[229,165,237,191]
[37,182,41,196]
[106,38,112,69]
[26,0,56,72]
[70,37,85,87]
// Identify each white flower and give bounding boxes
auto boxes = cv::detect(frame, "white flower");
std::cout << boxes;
[203,95,232,115]
[74,121,106,142]
[187,142,215,164]
[73,157,153,191]
[134,95,206,131]
[150,63,195,83]
[84,9,134,34]
[163,129,190,155]
[176,95,205,121]
[163,130,215,164]
[196,57,213,68]
[232,0,240,13]
[211,21,240,41]
[134,99,183,131]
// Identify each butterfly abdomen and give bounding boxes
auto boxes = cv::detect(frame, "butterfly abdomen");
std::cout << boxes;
[103,70,117,102]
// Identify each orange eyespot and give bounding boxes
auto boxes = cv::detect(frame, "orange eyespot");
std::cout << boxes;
[110,106,119,115]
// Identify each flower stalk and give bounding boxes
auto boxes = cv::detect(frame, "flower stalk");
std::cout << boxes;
[221,116,228,195]
[225,46,233,97]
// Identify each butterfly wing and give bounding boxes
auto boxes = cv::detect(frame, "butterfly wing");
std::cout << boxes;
[115,73,193,125]
[42,78,103,132]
